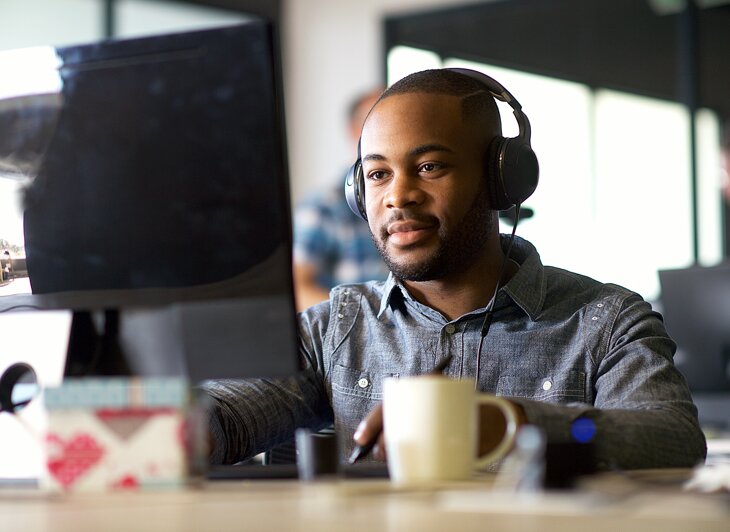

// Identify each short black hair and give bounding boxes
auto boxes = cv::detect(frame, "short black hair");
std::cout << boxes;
[376,69,502,136]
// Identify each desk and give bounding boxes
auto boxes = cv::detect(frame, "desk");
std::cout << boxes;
[1,470,728,532]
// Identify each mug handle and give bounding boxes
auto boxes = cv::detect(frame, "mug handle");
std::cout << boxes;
[473,395,520,469]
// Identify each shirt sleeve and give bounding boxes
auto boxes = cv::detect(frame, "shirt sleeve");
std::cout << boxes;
[202,371,332,464]
[200,302,334,465]
[511,293,707,470]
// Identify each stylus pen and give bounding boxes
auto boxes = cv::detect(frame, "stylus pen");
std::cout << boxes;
[347,354,453,464]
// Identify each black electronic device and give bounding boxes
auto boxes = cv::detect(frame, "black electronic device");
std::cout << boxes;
[659,263,730,429]
[344,68,539,221]
[659,263,730,392]
[0,21,299,384]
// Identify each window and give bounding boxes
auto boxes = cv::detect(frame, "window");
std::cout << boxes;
[387,47,723,301]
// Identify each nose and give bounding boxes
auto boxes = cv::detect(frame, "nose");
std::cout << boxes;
[383,172,426,210]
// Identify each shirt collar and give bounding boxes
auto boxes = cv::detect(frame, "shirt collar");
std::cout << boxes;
[500,235,545,321]
[377,234,546,321]
[378,273,404,318]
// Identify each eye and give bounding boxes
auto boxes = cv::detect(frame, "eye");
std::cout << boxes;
[418,162,443,175]
[365,169,388,181]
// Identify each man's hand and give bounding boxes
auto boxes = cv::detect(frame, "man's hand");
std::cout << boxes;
[352,402,387,461]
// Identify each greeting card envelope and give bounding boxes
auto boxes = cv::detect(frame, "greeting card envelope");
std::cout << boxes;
[42,377,189,492]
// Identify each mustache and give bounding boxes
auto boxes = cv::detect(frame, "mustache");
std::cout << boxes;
[379,210,439,237]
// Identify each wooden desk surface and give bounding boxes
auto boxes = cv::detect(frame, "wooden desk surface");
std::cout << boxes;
[1,470,728,532]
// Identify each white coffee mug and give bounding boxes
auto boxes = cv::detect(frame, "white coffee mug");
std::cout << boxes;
[383,375,519,484]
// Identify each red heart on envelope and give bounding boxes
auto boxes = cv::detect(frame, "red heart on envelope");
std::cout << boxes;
[47,433,105,489]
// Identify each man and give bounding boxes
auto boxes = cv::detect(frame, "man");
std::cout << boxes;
[293,89,389,310]
[205,69,705,470]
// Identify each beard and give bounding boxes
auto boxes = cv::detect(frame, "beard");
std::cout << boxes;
[372,184,497,282]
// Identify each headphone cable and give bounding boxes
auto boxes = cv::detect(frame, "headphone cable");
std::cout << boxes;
[474,204,521,391]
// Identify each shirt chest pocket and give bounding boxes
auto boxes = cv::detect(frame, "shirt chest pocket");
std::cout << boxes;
[331,364,386,401]
[496,370,587,404]
[330,364,393,441]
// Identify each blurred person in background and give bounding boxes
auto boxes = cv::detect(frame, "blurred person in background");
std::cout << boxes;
[293,89,388,310]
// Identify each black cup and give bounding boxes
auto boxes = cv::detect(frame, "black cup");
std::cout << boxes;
[295,429,339,481]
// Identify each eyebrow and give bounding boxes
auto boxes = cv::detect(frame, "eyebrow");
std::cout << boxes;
[362,143,454,163]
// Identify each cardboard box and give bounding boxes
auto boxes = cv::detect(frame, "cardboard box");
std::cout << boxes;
[43,377,190,491]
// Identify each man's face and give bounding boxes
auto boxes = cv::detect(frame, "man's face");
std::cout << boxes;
[360,92,496,281]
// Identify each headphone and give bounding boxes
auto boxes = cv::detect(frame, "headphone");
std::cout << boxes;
[344,68,539,221]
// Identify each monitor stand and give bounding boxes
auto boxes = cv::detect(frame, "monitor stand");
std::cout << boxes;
[63,309,131,377]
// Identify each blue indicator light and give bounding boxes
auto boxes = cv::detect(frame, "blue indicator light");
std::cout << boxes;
[571,417,596,443]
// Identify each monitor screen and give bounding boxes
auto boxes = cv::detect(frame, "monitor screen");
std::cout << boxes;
[0,21,299,383]
[659,263,730,393]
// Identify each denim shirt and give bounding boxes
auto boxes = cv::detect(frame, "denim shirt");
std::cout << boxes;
[204,236,706,470]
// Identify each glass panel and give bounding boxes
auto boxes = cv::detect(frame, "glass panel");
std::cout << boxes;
[0,0,101,50]
[592,89,693,299]
[116,0,250,38]
[387,45,443,84]
[696,108,723,266]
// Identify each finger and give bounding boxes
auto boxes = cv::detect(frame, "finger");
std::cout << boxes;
[353,402,383,446]
[372,432,387,461]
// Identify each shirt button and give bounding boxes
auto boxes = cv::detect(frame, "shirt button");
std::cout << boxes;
[445,324,456,334]
[542,380,552,391]
[357,378,369,388]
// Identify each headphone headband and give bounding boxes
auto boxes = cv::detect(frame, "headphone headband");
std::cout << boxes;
[446,68,532,144]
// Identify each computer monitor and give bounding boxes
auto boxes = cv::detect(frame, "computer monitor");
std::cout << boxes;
[659,263,730,430]
[659,263,730,393]
[0,21,299,384]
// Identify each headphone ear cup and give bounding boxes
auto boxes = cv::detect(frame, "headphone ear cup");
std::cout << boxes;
[344,159,368,221]
[500,139,539,207]
[485,136,539,211]
[485,136,512,211]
